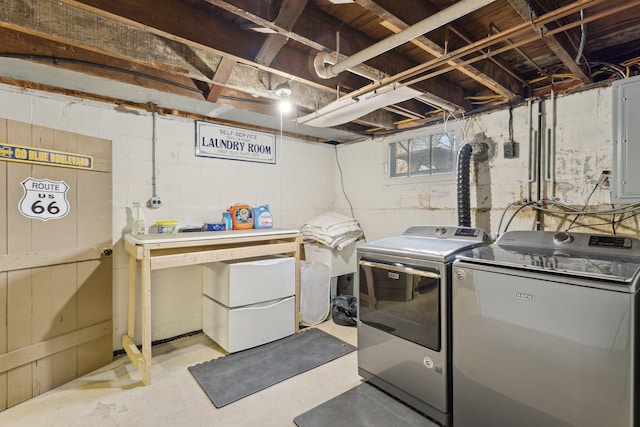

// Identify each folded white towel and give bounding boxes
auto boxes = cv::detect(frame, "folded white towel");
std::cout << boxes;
[301,212,363,250]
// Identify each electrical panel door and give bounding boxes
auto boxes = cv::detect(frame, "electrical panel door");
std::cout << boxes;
[612,74,640,203]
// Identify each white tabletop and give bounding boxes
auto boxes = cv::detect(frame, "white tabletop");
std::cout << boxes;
[125,228,300,245]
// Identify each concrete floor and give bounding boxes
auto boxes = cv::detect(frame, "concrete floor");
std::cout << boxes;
[0,321,361,427]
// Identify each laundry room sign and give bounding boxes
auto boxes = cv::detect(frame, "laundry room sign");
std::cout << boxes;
[195,121,276,164]
[19,177,70,221]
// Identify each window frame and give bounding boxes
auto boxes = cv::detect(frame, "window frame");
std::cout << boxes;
[387,123,461,183]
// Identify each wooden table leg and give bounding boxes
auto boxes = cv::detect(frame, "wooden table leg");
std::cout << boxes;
[127,255,136,339]
[141,250,152,385]
[294,238,302,332]
[122,254,145,379]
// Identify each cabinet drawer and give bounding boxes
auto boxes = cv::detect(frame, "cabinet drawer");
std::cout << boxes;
[203,295,295,353]
[203,256,295,307]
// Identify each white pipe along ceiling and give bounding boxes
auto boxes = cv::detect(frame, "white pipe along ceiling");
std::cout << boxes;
[304,0,499,127]
[314,0,499,79]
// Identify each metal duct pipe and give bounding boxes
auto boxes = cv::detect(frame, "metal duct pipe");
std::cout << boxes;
[314,0,498,79]
[457,143,473,227]
[315,51,459,112]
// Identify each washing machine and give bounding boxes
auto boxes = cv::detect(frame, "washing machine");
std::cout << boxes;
[356,225,491,426]
[452,230,639,427]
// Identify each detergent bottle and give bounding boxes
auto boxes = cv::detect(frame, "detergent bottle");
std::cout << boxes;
[224,211,233,230]
[132,202,146,235]
[253,204,273,229]
[229,204,254,229]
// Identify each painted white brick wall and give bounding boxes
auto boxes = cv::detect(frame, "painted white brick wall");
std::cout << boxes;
[0,82,623,351]
[0,84,337,350]
[335,86,616,241]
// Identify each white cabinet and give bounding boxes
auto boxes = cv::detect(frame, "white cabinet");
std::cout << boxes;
[203,256,295,306]
[203,296,294,353]
[203,256,295,352]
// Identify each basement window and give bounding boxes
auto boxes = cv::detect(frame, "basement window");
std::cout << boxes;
[389,129,458,178]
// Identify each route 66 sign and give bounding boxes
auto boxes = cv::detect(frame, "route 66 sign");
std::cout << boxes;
[19,178,70,221]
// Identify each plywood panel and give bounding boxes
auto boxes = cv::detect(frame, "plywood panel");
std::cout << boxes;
[77,169,112,249]
[49,264,79,388]
[52,128,79,251]
[78,259,113,374]
[6,121,33,255]
[52,348,77,388]
[0,119,8,410]
[30,266,55,398]
[78,260,112,327]
[77,133,111,252]
[1,119,112,410]
[32,356,53,397]
[0,118,7,410]
[0,118,7,139]
[77,134,112,173]
[0,118,7,257]
[78,335,112,377]
[0,272,7,410]
[7,365,31,408]
[7,270,33,407]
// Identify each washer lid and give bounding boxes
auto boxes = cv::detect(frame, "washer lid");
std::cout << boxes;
[358,225,491,262]
[456,230,640,283]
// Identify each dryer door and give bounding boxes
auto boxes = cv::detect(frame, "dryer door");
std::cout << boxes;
[358,259,441,351]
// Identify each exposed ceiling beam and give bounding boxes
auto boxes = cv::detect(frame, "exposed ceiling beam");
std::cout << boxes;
[354,0,523,99]
[69,0,400,128]
[204,0,471,110]
[507,0,591,83]
[207,57,237,102]
[254,0,309,66]
[333,0,613,103]
[0,0,398,128]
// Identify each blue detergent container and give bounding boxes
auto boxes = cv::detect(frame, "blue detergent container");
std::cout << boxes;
[253,204,273,229]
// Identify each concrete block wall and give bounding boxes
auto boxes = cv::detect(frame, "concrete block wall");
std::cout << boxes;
[0,82,629,351]
[0,83,337,350]
[334,85,622,241]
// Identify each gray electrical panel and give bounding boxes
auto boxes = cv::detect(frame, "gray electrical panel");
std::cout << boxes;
[612,74,640,203]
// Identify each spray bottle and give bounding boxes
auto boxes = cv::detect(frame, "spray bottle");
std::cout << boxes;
[132,202,146,235]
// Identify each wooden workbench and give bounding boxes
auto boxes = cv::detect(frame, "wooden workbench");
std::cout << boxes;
[122,229,302,385]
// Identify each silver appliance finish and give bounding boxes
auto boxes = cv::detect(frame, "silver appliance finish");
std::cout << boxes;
[357,225,490,426]
[452,230,639,427]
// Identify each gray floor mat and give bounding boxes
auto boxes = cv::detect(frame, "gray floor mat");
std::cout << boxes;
[294,383,439,427]
[188,328,355,408]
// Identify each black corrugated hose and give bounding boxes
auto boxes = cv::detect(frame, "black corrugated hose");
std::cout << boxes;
[457,143,473,227]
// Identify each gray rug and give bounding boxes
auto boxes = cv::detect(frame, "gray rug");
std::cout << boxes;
[188,328,355,408]
[294,383,439,427]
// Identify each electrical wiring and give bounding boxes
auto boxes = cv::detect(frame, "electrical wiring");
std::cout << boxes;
[334,145,356,220]
[540,199,640,216]
[565,182,600,231]
[551,73,580,83]
[527,73,580,85]
[501,200,539,234]
[466,95,504,101]
[467,96,505,105]
[589,62,627,80]
[496,197,640,237]
[566,210,640,232]
[496,199,529,237]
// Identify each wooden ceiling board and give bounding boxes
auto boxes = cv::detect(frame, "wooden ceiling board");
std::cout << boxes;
[0,0,638,140]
